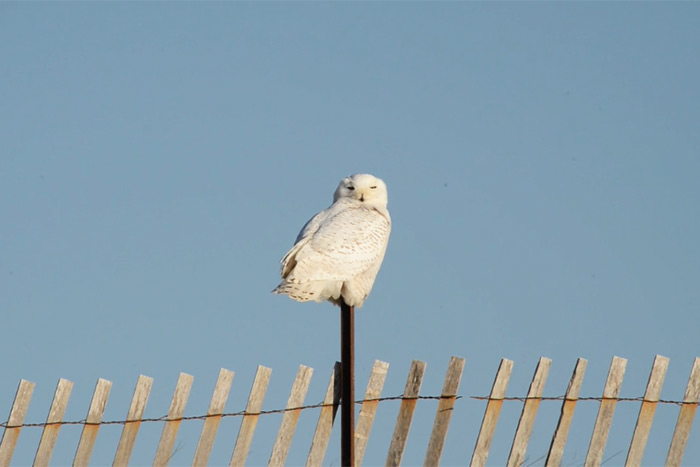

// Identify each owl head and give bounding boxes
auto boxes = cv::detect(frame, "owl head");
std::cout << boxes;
[333,173,388,207]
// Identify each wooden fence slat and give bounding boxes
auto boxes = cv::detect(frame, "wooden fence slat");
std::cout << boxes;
[153,373,194,466]
[386,360,427,467]
[112,375,153,466]
[268,365,314,466]
[507,357,552,467]
[306,362,341,467]
[470,358,514,467]
[584,356,627,466]
[73,378,112,467]
[423,356,465,467]
[192,368,235,466]
[34,378,74,467]
[666,356,700,466]
[0,379,35,467]
[230,365,272,466]
[355,360,389,466]
[545,358,587,466]
[625,355,669,466]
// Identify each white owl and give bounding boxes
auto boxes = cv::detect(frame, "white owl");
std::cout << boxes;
[273,173,391,308]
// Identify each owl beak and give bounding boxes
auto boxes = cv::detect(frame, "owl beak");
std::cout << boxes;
[359,194,365,202]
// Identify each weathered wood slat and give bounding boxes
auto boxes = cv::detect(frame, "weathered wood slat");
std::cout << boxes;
[112,375,153,466]
[666,356,700,466]
[470,358,514,467]
[0,379,35,467]
[386,360,427,467]
[507,357,552,467]
[73,378,112,467]
[545,358,587,466]
[230,365,272,466]
[584,356,627,466]
[625,355,669,466]
[153,373,194,466]
[306,362,341,467]
[192,368,234,466]
[424,356,465,467]
[268,365,314,466]
[355,360,389,466]
[34,378,74,467]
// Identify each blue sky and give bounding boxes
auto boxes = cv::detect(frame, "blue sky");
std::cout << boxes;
[2,3,700,465]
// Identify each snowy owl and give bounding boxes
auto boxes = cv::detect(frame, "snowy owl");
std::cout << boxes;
[273,173,391,308]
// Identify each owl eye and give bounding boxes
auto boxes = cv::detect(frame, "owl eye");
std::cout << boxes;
[347,186,355,191]
[370,186,377,189]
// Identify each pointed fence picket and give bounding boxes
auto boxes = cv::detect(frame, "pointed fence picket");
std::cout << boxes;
[35,378,73,467]
[153,373,193,466]
[307,363,341,467]
[386,360,426,466]
[0,380,34,467]
[73,378,111,466]
[507,357,551,467]
[1,355,699,466]
[471,358,514,466]
[229,365,271,466]
[268,365,313,466]
[424,356,464,466]
[626,355,669,465]
[667,357,700,465]
[113,375,152,466]
[192,369,234,466]
[545,358,587,466]
[355,360,389,466]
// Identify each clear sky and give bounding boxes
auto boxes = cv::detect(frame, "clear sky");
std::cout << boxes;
[2,2,699,465]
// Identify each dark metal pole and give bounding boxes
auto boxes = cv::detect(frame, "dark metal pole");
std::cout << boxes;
[341,300,355,467]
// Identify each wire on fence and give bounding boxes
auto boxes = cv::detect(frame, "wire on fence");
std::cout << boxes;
[1,393,696,429]
[468,395,699,406]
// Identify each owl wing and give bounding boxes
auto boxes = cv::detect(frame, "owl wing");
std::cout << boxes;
[286,204,390,283]
[294,208,327,243]
[279,209,328,278]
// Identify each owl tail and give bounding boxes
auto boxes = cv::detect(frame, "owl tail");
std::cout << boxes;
[272,280,339,304]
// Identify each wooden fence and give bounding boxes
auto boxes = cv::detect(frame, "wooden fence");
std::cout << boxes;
[1,355,699,466]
